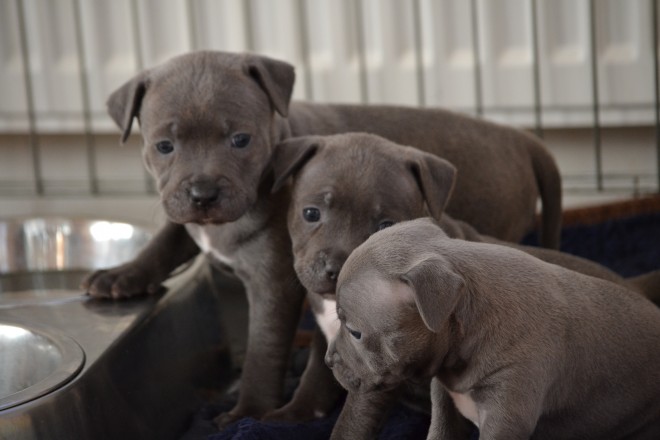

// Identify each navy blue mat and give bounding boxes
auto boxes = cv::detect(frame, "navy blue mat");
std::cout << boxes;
[181,211,660,440]
[522,211,660,277]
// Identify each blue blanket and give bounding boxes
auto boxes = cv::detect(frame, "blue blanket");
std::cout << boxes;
[181,212,660,440]
[549,212,660,277]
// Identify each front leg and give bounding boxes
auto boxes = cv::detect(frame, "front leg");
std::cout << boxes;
[263,328,345,422]
[466,367,545,440]
[475,393,539,440]
[330,389,398,440]
[215,278,307,427]
[427,378,473,440]
[82,221,199,299]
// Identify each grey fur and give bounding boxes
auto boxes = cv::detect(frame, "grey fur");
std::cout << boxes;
[271,133,659,435]
[81,51,561,425]
[328,218,660,440]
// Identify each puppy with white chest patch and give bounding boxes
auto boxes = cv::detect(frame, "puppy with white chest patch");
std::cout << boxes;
[327,218,660,440]
[266,133,660,436]
[82,50,561,427]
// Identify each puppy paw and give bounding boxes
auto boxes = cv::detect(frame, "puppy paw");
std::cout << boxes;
[261,409,315,423]
[213,410,245,430]
[81,262,163,299]
[261,405,324,423]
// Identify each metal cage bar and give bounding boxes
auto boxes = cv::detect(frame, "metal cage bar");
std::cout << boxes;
[354,0,369,104]
[653,0,660,190]
[2,0,660,199]
[130,0,156,195]
[296,0,314,101]
[589,0,603,191]
[470,0,484,117]
[530,0,544,138]
[73,0,99,195]
[16,0,44,196]
[412,0,426,107]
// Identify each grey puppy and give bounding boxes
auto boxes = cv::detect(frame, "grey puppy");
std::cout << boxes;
[81,50,560,424]
[327,218,660,440]
[267,133,657,435]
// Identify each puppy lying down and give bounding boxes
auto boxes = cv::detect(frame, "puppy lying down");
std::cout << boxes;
[327,218,660,440]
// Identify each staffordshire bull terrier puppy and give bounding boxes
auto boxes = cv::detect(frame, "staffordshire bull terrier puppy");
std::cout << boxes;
[327,218,660,440]
[266,133,657,434]
[82,50,561,425]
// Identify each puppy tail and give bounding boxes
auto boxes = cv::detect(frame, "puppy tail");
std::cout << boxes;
[531,140,562,250]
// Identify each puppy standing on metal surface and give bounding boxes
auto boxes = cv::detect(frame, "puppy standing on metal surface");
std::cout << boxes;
[268,132,658,435]
[81,50,561,425]
[327,218,660,440]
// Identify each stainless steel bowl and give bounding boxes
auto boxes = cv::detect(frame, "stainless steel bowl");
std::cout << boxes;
[0,217,235,439]
[0,217,150,410]
[0,217,153,274]
[0,323,85,411]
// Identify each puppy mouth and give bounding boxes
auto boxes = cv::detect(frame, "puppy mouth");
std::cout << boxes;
[313,291,336,300]
[166,206,245,225]
[333,367,362,392]
[335,364,401,393]
[189,207,236,225]
[195,216,224,225]
[295,272,337,295]
[163,189,253,225]
[371,375,401,393]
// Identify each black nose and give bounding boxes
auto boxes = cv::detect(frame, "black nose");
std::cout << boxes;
[322,253,346,283]
[189,180,219,207]
[326,267,339,282]
[325,352,335,368]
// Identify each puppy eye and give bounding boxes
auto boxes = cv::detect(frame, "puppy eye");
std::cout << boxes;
[303,207,321,222]
[377,220,395,231]
[347,328,362,340]
[155,140,174,154]
[231,133,251,148]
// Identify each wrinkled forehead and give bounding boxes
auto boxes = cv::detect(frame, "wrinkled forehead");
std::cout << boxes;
[294,146,421,201]
[142,65,271,129]
[338,270,412,329]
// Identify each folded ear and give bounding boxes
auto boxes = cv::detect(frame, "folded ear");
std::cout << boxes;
[406,149,457,219]
[106,72,149,144]
[400,257,464,332]
[271,136,323,193]
[245,55,295,117]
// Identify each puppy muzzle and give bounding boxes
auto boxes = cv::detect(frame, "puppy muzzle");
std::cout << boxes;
[163,177,253,224]
[325,347,364,392]
[325,350,338,369]
[297,250,348,294]
[188,179,220,208]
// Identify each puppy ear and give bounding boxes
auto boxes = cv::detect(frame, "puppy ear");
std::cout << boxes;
[245,55,295,117]
[406,149,457,219]
[271,136,322,193]
[106,73,149,144]
[401,257,464,333]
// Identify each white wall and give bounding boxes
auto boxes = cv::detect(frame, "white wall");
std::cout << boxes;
[1,0,659,223]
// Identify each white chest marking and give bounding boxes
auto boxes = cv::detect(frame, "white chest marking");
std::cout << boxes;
[194,228,234,266]
[448,390,480,427]
[314,298,340,341]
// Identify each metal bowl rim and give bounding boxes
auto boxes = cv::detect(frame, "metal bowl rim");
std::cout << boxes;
[0,321,86,411]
